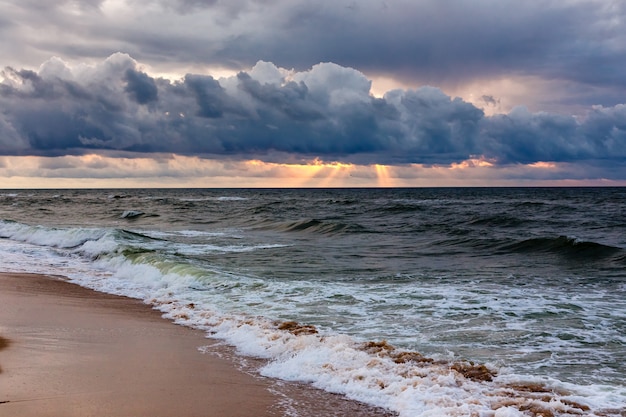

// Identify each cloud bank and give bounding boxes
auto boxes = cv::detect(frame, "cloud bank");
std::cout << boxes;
[3,1,626,110]
[1,54,625,174]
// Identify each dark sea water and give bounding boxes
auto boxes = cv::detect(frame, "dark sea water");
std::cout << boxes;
[1,187,624,416]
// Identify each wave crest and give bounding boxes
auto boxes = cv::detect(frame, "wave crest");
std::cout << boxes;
[500,235,623,259]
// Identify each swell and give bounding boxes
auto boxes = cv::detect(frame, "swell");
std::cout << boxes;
[499,235,624,260]
[466,214,528,228]
[375,202,425,214]
[250,218,371,236]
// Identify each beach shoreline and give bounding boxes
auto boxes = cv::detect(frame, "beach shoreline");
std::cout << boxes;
[0,272,393,417]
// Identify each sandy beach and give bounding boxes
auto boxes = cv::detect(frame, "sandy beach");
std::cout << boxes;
[0,273,393,417]
[0,272,284,417]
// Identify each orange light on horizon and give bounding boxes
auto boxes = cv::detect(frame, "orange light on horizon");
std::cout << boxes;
[528,161,557,169]
[3,154,612,189]
[450,157,495,170]
[374,164,392,187]
[243,158,356,187]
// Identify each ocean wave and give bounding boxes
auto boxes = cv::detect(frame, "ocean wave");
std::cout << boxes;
[324,198,361,206]
[428,236,504,254]
[513,201,547,208]
[248,218,369,235]
[250,201,284,215]
[466,214,527,228]
[376,202,425,214]
[167,242,288,256]
[108,193,130,199]
[0,219,108,249]
[0,220,169,261]
[120,210,145,219]
[216,196,249,201]
[176,196,249,202]
[500,236,623,259]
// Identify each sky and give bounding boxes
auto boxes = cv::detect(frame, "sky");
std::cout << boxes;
[1,0,626,188]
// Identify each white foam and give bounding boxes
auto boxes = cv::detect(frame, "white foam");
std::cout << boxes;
[142,229,241,239]
[175,196,249,202]
[175,230,229,237]
[0,220,107,249]
[216,196,249,201]
[173,243,288,255]
[120,210,144,218]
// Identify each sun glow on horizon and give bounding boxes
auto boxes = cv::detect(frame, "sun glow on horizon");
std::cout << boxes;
[450,157,495,170]
[374,164,392,187]
[528,161,557,169]
[0,154,623,189]
[244,158,357,187]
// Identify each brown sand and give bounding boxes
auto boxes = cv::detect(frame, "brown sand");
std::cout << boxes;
[0,272,281,417]
[0,273,394,417]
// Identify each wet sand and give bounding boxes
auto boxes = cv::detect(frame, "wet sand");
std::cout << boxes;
[0,273,393,417]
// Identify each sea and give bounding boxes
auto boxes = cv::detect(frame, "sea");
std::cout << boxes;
[0,187,624,417]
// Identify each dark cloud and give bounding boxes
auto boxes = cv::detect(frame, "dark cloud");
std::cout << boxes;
[202,1,626,92]
[236,72,323,122]
[1,55,625,172]
[3,0,625,112]
[183,74,227,118]
[480,108,582,164]
[124,69,158,104]
[387,87,484,163]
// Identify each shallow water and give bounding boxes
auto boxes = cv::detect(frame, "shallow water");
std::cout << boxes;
[1,188,625,416]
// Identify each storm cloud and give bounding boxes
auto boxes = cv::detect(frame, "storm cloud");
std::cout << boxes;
[1,54,625,168]
[2,0,626,109]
